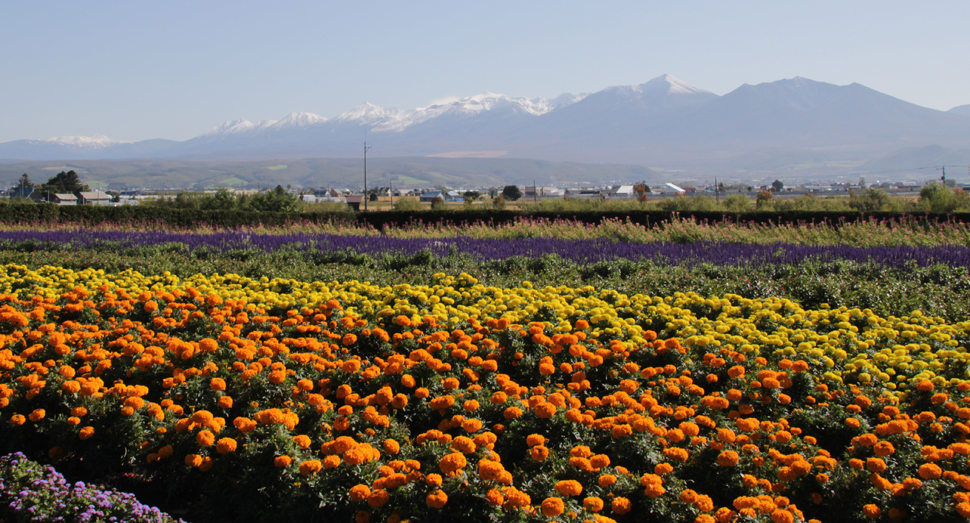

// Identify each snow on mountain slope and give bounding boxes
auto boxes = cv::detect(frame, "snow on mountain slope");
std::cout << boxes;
[42,135,128,148]
[266,112,327,131]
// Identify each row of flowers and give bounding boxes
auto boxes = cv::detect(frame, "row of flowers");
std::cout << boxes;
[2,215,970,248]
[2,230,970,269]
[1,265,970,522]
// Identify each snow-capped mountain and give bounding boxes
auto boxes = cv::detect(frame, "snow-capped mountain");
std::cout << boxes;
[3,74,970,171]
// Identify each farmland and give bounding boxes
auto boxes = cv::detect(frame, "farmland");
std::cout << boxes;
[2,211,970,523]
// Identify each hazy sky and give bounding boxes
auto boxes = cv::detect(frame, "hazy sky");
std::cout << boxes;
[2,1,967,143]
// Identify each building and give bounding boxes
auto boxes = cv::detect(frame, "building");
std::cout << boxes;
[76,192,114,205]
[51,193,78,205]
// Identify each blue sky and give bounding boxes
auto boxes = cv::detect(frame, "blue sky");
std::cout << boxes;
[2,1,967,143]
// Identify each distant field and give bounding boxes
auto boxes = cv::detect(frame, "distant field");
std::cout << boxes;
[267,164,288,171]
[393,175,431,185]
[216,177,248,186]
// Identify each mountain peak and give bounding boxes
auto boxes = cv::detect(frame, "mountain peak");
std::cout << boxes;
[641,74,711,95]
[270,112,328,129]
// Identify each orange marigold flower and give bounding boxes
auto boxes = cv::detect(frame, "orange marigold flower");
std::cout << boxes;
[918,463,942,480]
[349,484,371,502]
[541,497,565,517]
[78,426,95,440]
[862,504,881,519]
[554,479,583,497]
[531,446,550,462]
[584,496,605,512]
[300,460,323,477]
[216,437,237,454]
[611,497,632,515]
[196,430,216,447]
[718,451,740,467]
[427,490,448,509]
[439,452,467,474]
[184,454,203,467]
[366,489,389,508]
[598,474,617,488]
[526,434,546,447]
[275,455,293,468]
[28,409,45,422]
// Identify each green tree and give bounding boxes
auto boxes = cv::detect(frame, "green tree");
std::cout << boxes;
[17,173,33,188]
[501,185,522,201]
[771,180,784,192]
[200,188,238,211]
[722,193,750,212]
[41,170,87,194]
[756,189,774,209]
[246,185,301,213]
[633,184,650,203]
[463,190,480,201]
[492,194,506,210]
[849,188,891,212]
[392,196,422,212]
[918,182,960,213]
[430,196,447,211]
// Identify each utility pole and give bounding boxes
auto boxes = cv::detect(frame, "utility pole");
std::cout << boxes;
[364,139,372,212]
[715,177,719,204]
[942,166,946,185]
[533,179,537,203]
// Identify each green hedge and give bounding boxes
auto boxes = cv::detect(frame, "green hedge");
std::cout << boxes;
[0,203,968,230]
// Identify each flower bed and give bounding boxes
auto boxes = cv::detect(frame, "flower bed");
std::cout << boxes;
[3,230,970,269]
[0,452,184,523]
[2,266,970,522]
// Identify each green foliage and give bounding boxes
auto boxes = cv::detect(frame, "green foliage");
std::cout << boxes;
[39,170,87,194]
[391,196,423,212]
[722,193,751,212]
[849,188,892,212]
[919,182,970,213]
[501,185,522,201]
[430,196,447,211]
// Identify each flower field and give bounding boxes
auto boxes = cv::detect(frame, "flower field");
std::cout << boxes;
[2,256,970,523]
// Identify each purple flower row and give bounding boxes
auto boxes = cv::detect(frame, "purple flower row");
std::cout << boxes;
[0,453,183,523]
[1,230,969,269]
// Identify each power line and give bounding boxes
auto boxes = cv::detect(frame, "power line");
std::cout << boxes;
[854,164,967,176]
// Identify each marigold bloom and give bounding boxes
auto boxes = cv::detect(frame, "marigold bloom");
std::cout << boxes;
[584,496,605,512]
[216,437,237,454]
[349,484,371,502]
[718,451,740,467]
[554,479,583,496]
[862,504,881,519]
[275,455,293,468]
[541,497,565,517]
[440,452,467,474]
[79,426,95,440]
[611,497,632,515]
[427,490,448,509]
[196,430,216,447]
[300,460,323,477]
[367,489,389,508]
[918,463,942,480]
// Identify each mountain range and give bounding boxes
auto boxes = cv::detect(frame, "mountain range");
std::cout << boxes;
[2,75,969,180]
